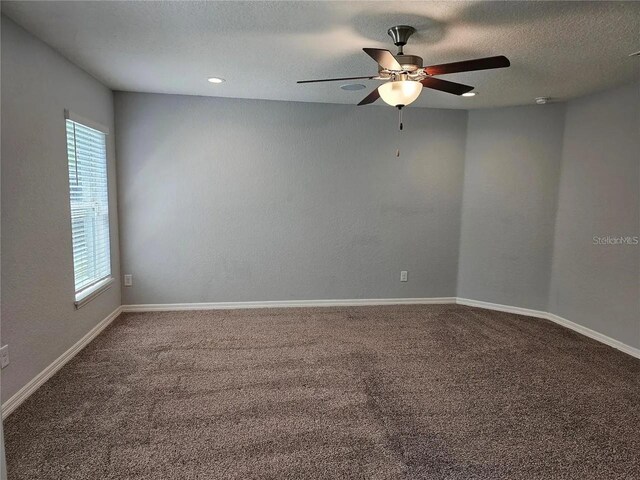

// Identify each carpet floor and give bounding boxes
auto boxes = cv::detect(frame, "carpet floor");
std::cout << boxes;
[4,304,640,479]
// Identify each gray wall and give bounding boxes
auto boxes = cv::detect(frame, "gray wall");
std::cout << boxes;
[457,104,566,310]
[549,83,640,349]
[115,92,468,304]
[1,16,121,403]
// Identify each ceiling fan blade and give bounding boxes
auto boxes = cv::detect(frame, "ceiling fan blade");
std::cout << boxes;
[424,56,510,76]
[421,77,474,96]
[297,75,377,84]
[357,87,380,106]
[363,48,402,71]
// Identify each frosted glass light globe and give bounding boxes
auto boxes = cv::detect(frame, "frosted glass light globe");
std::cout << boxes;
[378,80,423,107]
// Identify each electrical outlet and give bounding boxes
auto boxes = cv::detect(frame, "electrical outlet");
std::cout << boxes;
[124,274,133,287]
[400,271,408,282]
[0,345,9,369]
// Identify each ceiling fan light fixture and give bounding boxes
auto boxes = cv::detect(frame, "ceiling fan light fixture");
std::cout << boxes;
[378,80,423,107]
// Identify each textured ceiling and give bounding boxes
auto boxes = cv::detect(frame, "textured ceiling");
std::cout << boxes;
[2,1,639,109]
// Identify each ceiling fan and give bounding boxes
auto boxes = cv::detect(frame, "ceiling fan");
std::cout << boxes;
[297,25,510,108]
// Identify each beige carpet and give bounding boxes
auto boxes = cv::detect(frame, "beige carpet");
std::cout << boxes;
[4,304,640,479]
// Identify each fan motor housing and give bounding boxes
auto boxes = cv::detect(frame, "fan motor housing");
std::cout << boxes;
[396,54,423,71]
[378,54,423,75]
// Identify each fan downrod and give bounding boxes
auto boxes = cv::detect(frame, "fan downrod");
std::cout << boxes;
[387,25,416,55]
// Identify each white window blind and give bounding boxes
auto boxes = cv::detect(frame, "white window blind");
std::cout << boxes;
[66,118,112,299]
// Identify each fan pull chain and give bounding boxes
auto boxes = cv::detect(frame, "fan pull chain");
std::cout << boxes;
[396,106,403,157]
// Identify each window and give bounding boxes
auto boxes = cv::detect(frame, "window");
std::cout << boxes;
[65,111,112,307]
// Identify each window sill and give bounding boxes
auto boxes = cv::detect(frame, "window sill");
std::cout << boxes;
[75,277,114,309]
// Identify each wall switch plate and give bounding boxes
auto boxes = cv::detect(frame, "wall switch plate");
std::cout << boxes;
[124,274,133,287]
[400,271,408,282]
[0,345,9,369]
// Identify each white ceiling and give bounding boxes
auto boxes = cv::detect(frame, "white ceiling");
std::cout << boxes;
[2,1,639,109]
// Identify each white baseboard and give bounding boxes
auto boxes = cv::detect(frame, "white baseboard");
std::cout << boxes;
[1,306,123,419]
[456,297,640,360]
[121,297,457,312]
[543,311,640,359]
[456,298,549,320]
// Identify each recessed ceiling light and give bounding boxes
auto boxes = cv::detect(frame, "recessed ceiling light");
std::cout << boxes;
[340,83,367,91]
[535,97,549,105]
[462,92,477,97]
[207,77,225,84]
